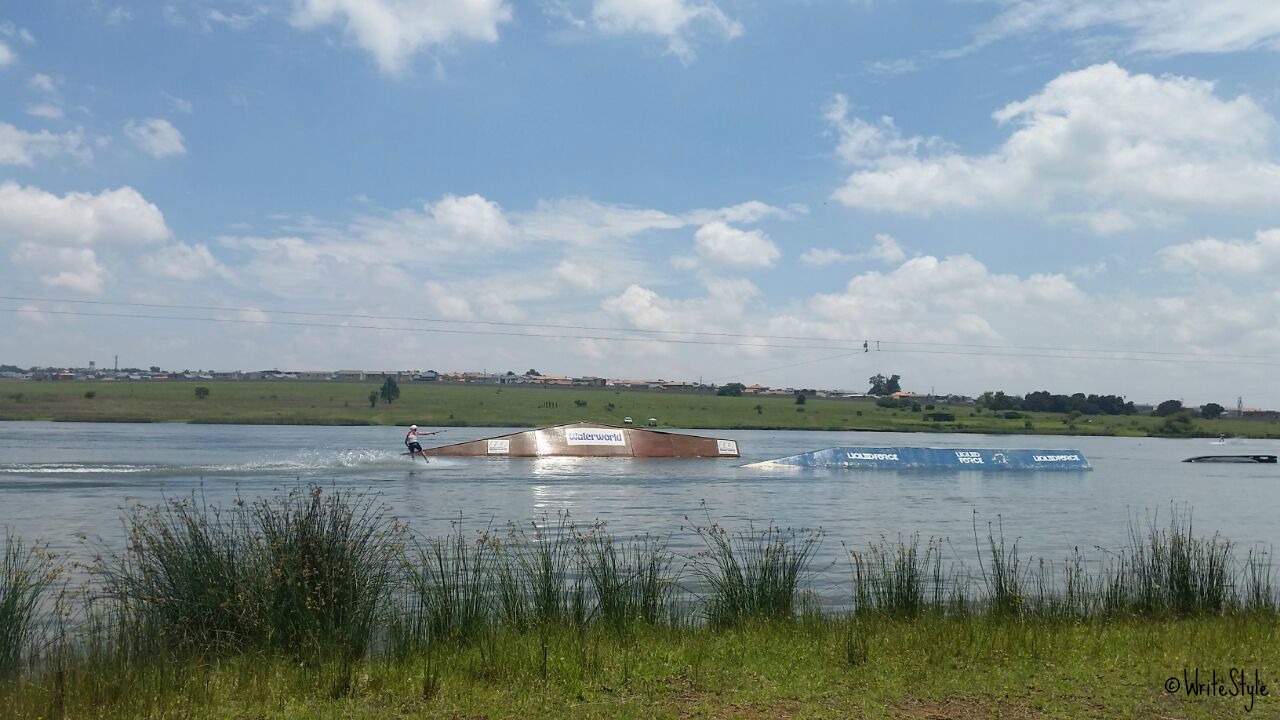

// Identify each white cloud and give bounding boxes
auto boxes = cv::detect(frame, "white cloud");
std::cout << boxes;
[165,93,194,114]
[799,233,906,267]
[604,276,761,331]
[976,1,1280,56]
[799,248,857,267]
[519,197,792,246]
[0,43,15,67]
[589,0,742,60]
[1159,229,1280,277]
[0,21,33,44]
[865,58,918,76]
[207,7,268,30]
[0,182,171,246]
[354,193,516,253]
[124,118,186,158]
[142,243,235,281]
[553,258,605,291]
[693,221,780,269]
[11,244,109,294]
[0,123,88,165]
[105,7,133,25]
[867,233,906,263]
[28,73,56,93]
[422,281,474,319]
[828,64,1280,229]
[25,103,63,119]
[520,198,683,245]
[290,0,513,74]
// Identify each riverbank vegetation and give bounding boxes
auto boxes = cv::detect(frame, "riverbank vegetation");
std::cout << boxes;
[3,381,1278,437]
[2,487,1279,717]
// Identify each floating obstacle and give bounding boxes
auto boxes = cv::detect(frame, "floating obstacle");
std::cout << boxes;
[422,422,740,458]
[1183,455,1277,464]
[745,446,1091,470]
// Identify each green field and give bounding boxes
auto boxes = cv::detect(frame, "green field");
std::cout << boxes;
[4,484,1279,720]
[5,617,1277,719]
[2,380,1279,437]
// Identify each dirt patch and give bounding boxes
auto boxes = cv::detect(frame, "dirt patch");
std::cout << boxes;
[892,696,1040,720]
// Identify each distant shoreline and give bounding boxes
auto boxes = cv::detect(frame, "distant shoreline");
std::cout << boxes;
[3,380,1278,438]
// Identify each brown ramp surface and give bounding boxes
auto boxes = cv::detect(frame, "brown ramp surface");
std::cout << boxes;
[422,422,740,458]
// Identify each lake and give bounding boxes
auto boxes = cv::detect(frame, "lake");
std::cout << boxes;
[1,422,1276,595]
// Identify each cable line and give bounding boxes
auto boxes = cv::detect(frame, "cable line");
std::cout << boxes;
[5,306,1279,369]
[2,294,1273,363]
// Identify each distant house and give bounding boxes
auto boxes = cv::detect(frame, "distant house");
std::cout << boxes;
[413,370,439,382]
[573,376,607,387]
[744,384,770,394]
[336,370,366,382]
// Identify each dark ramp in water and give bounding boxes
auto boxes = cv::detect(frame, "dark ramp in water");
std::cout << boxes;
[422,422,740,458]
[745,447,1091,470]
[1183,455,1277,464]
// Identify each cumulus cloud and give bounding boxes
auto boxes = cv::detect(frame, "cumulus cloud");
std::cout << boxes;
[828,64,1280,229]
[142,242,235,281]
[206,7,268,30]
[124,118,186,158]
[11,244,109,294]
[290,0,513,74]
[520,198,683,245]
[28,73,56,93]
[25,103,63,119]
[517,198,791,245]
[0,182,170,246]
[1159,229,1280,277]
[800,233,906,267]
[975,0,1280,56]
[588,0,742,60]
[0,42,15,67]
[0,123,88,165]
[692,221,780,269]
[604,276,761,333]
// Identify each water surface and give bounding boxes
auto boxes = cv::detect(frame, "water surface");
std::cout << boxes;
[2,422,1276,593]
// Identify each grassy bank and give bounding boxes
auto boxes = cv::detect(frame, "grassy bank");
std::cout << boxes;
[4,616,1277,719]
[5,380,1280,437]
[3,487,1280,717]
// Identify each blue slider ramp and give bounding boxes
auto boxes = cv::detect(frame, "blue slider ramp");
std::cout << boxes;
[745,447,1092,470]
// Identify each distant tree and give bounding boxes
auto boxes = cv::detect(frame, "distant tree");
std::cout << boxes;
[978,390,1020,411]
[194,386,210,400]
[716,383,746,397]
[368,390,378,408]
[794,392,807,405]
[526,369,542,377]
[379,378,400,404]
[868,374,902,395]
[1154,399,1184,417]
[1155,411,1197,436]
[506,371,516,376]
[1200,402,1225,420]
[753,404,763,415]
[149,366,160,373]
[83,391,96,399]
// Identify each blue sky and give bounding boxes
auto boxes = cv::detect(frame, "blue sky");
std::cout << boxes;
[3,1,1280,405]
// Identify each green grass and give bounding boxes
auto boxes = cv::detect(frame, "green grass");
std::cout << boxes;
[4,380,1279,437]
[3,617,1278,719]
[6,489,1280,717]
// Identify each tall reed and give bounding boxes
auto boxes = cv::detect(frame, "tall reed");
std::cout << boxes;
[0,531,59,679]
[849,534,946,617]
[689,517,821,626]
[581,530,676,628]
[100,484,400,661]
[405,524,495,645]
[252,485,401,659]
